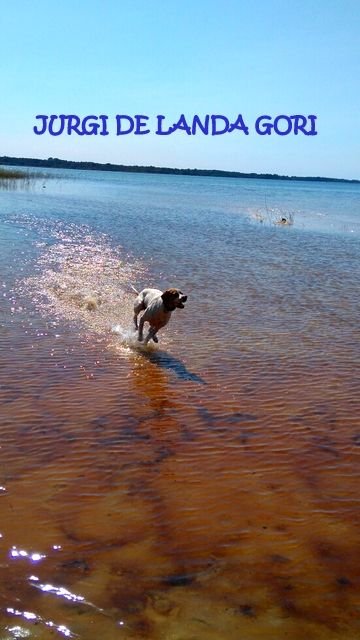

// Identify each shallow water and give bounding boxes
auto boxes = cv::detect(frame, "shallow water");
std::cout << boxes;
[0,169,360,639]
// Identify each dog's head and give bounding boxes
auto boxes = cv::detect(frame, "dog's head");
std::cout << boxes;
[162,288,187,311]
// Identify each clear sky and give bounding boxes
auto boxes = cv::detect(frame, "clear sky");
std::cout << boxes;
[0,0,359,178]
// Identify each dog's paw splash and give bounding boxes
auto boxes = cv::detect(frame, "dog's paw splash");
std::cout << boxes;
[112,325,138,344]
[112,325,157,351]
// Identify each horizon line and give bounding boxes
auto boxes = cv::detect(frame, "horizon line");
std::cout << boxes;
[0,155,359,184]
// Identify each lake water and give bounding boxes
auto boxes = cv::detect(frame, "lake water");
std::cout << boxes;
[0,168,360,639]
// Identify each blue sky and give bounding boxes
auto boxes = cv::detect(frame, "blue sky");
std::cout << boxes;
[0,0,359,178]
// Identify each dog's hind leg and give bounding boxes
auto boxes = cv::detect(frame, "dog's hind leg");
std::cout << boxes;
[133,300,145,330]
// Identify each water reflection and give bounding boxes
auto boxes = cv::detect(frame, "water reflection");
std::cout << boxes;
[32,582,85,602]
[10,547,46,562]
[6,607,73,637]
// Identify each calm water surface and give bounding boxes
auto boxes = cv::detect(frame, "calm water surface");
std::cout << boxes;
[0,168,360,639]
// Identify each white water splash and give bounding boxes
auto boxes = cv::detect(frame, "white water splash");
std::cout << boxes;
[15,215,148,340]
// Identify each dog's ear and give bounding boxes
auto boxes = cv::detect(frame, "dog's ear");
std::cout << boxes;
[161,288,178,305]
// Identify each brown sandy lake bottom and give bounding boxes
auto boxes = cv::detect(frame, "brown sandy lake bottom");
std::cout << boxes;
[0,171,360,639]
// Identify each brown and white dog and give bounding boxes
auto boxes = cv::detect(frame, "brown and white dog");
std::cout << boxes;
[133,288,187,345]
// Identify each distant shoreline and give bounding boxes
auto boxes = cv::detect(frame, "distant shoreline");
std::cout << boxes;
[0,155,359,184]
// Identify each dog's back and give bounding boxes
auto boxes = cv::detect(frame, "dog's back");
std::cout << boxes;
[134,288,162,313]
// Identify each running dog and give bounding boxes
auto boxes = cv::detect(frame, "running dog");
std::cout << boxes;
[133,288,187,345]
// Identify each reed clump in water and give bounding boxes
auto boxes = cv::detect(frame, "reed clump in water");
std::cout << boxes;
[0,167,46,190]
[0,167,29,179]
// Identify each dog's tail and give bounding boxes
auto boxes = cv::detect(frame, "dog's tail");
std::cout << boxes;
[128,283,139,295]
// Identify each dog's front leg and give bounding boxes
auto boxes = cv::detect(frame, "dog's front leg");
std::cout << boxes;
[144,327,158,345]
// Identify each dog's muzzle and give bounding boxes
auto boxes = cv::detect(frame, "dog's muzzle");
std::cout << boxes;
[178,295,187,308]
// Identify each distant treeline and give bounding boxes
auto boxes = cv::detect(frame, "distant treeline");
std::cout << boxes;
[0,156,359,184]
